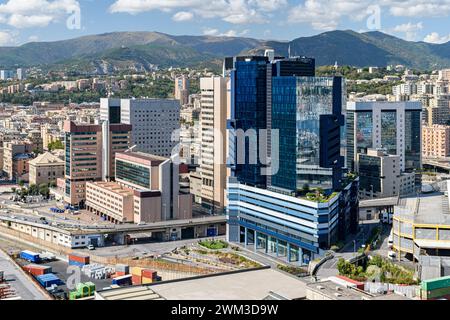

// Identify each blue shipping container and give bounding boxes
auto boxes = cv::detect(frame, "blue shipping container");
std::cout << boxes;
[37,274,63,288]
[68,260,86,267]
[20,250,41,263]
[112,275,132,286]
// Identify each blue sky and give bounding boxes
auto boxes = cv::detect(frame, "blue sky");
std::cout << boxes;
[0,0,450,45]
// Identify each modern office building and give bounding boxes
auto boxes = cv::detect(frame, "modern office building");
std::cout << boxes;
[422,125,450,158]
[346,101,422,173]
[100,98,180,157]
[270,76,345,192]
[226,56,359,265]
[63,121,132,207]
[28,152,64,186]
[227,56,270,188]
[199,76,229,213]
[357,148,415,199]
[115,152,192,223]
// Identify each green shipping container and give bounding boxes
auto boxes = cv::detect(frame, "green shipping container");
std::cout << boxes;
[422,286,450,300]
[85,282,96,293]
[421,276,450,291]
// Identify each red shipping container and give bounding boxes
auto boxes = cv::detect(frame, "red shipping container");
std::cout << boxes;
[132,275,142,285]
[23,265,52,276]
[68,253,90,264]
[142,269,157,279]
[115,271,126,277]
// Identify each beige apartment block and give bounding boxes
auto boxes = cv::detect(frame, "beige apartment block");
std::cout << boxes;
[28,152,64,185]
[85,181,134,224]
[422,125,450,158]
[199,76,229,213]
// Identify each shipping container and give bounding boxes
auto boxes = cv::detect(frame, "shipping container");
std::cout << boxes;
[23,264,52,276]
[421,286,450,300]
[132,274,142,285]
[116,264,129,274]
[142,269,157,280]
[69,260,86,268]
[36,274,63,288]
[112,275,132,286]
[68,253,90,265]
[20,250,41,263]
[421,276,450,292]
[131,267,143,276]
[142,277,153,284]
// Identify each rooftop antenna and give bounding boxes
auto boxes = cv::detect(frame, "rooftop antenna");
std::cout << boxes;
[125,145,137,153]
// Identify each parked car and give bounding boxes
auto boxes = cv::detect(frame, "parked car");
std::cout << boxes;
[87,244,95,251]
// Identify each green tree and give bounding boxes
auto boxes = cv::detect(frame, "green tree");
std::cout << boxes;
[48,140,64,151]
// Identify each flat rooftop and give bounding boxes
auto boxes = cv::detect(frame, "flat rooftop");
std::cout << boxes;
[88,181,134,197]
[306,280,411,300]
[394,192,450,225]
[96,268,307,300]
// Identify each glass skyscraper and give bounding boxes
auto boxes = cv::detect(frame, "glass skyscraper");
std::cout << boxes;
[271,76,345,192]
[346,101,422,174]
[227,55,359,265]
[230,56,269,188]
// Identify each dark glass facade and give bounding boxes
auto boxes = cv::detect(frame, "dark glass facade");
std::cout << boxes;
[272,57,315,77]
[271,76,345,192]
[116,160,150,188]
[358,154,382,193]
[405,110,421,172]
[232,56,269,188]
[356,112,373,155]
[109,105,121,124]
[381,111,397,155]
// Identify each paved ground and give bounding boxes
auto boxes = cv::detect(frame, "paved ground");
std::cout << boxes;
[76,236,227,259]
[0,249,48,300]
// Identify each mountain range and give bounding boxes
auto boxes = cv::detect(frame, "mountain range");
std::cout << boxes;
[1,30,450,74]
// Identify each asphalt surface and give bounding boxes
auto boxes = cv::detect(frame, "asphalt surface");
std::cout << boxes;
[0,249,48,300]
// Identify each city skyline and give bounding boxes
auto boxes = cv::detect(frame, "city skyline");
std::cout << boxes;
[1,0,450,46]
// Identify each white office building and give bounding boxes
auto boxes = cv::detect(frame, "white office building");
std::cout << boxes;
[100,98,181,157]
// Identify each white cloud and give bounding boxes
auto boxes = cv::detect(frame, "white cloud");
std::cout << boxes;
[392,22,423,41]
[288,0,370,31]
[387,0,450,18]
[0,0,79,28]
[202,27,250,37]
[172,11,193,22]
[0,30,17,45]
[109,0,283,24]
[424,32,450,44]
[202,28,219,36]
[287,0,450,32]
